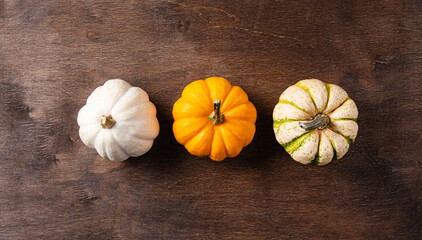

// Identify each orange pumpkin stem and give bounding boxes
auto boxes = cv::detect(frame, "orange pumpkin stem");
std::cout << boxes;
[209,99,224,125]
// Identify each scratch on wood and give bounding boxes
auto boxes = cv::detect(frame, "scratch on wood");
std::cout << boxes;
[207,25,314,48]
[167,1,312,48]
[224,73,263,77]
[193,6,240,22]
[169,1,240,23]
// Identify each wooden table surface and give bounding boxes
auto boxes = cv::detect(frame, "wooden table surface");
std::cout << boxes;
[0,0,421,239]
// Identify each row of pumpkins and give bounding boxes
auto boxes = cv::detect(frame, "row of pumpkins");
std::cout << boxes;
[77,77,358,166]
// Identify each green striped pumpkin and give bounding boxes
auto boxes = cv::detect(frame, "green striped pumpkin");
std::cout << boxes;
[273,79,358,166]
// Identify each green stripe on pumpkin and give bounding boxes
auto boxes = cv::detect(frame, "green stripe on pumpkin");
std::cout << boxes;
[273,119,297,125]
[329,127,354,144]
[324,83,331,111]
[278,99,310,115]
[295,83,318,112]
[328,137,338,161]
[283,131,312,154]
[309,132,321,165]
[310,154,320,165]
[335,97,351,112]
[331,118,357,122]
[281,131,307,148]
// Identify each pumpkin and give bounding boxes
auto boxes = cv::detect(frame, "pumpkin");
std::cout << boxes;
[77,79,159,162]
[273,79,358,165]
[172,77,257,161]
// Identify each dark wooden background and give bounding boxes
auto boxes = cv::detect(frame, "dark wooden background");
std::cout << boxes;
[0,0,421,239]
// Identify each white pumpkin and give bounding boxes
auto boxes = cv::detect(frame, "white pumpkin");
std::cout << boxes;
[77,79,160,162]
[273,79,358,166]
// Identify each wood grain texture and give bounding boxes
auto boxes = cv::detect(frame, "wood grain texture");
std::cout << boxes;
[0,0,421,239]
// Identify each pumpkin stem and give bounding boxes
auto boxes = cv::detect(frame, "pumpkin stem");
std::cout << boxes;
[100,115,116,129]
[299,113,329,131]
[209,99,224,125]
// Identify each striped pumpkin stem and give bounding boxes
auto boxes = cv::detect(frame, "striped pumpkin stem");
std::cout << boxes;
[299,114,329,131]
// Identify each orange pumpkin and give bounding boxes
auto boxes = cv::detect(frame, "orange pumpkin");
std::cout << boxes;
[172,77,257,161]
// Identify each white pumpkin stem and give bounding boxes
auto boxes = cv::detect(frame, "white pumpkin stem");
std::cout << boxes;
[100,115,116,129]
[209,99,224,125]
[299,114,329,131]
